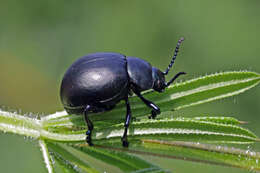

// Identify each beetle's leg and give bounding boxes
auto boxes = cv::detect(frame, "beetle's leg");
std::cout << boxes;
[135,91,160,119]
[122,96,131,147]
[84,105,94,146]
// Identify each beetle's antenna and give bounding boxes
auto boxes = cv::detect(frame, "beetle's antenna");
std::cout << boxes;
[165,71,186,87]
[164,37,185,75]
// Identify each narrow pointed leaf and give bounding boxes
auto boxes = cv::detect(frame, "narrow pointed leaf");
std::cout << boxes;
[94,140,260,171]
[139,140,260,171]
[71,143,165,173]
[42,115,258,144]
[52,156,78,173]
[92,117,257,144]
[39,140,54,173]
[47,142,99,173]
[191,116,244,125]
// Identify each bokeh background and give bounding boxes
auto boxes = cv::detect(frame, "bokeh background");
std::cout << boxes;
[0,0,259,172]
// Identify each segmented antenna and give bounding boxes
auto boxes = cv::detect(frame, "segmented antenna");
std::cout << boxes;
[164,37,185,75]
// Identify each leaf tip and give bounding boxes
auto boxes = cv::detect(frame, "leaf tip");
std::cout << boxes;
[239,120,249,124]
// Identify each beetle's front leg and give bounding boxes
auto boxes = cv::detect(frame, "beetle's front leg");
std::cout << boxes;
[135,91,160,119]
[84,105,94,146]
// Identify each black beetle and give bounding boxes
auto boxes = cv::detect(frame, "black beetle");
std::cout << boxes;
[60,37,186,147]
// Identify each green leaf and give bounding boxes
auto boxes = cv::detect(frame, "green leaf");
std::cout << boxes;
[71,143,165,173]
[83,140,260,171]
[47,142,166,173]
[136,140,260,171]
[47,142,99,173]
[191,116,245,125]
[92,117,258,144]
[41,114,258,144]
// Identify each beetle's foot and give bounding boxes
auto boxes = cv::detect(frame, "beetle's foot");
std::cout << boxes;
[121,137,129,147]
[132,117,136,121]
[86,130,93,146]
[86,136,93,146]
[148,115,156,119]
[149,110,159,119]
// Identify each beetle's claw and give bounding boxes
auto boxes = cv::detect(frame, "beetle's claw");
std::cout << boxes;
[148,115,156,119]
[122,140,129,147]
[86,135,93,146]
[149,110,158,119]
[121,138,129,147]
[86,130,93,146]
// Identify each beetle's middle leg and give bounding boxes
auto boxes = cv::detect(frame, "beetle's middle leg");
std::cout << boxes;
[84,105,94,146]
[122,96,132,147]
[135,91,160,119]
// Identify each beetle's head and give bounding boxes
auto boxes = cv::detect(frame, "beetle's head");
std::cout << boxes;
[152,67,166,92]
[152,37,187,92]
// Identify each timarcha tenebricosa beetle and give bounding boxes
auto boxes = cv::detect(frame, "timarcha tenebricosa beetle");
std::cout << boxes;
[60,37,186,147]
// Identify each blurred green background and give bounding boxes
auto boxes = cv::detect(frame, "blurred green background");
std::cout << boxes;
[0,0,259,172]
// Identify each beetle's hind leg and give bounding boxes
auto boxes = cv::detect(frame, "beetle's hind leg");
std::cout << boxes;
[84,105,94,146]
[122,96,132,147]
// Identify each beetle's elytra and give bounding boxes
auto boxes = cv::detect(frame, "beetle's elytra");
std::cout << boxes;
[60,37,186,147]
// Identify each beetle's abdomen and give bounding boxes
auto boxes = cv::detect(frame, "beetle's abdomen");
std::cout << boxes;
[60,53,129,114]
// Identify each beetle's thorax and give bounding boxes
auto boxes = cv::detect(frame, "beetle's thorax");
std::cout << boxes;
[126,57,154,92]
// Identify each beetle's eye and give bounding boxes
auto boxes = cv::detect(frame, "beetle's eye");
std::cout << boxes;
[156,80,165,92]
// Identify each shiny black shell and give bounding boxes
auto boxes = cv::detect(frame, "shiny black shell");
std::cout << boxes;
[127,57,153,91]
[60,52,129,114]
